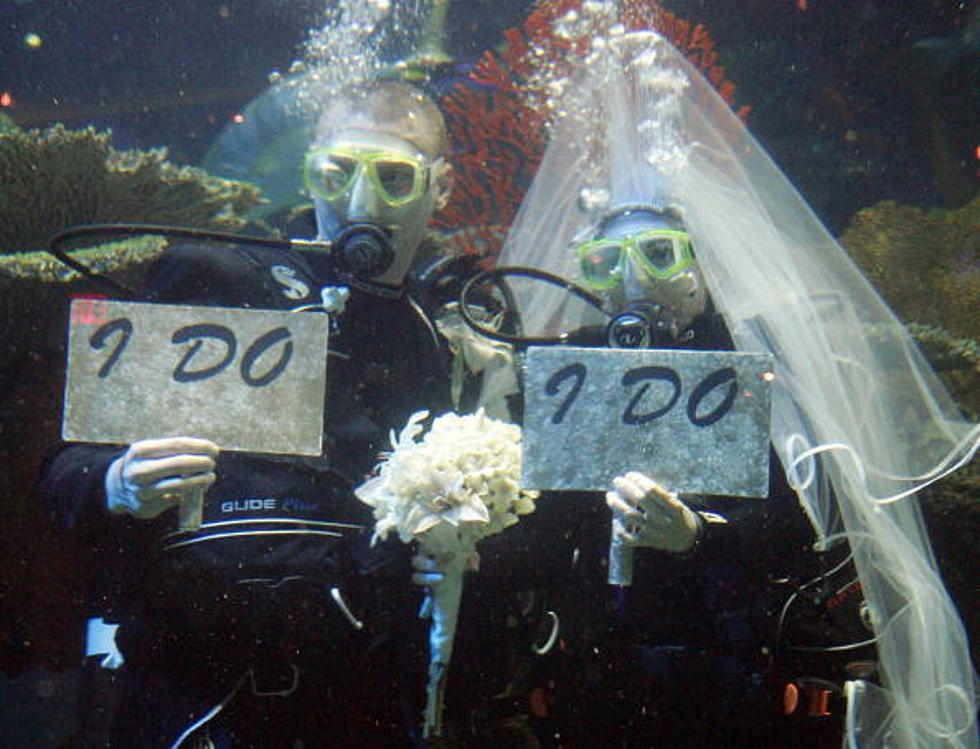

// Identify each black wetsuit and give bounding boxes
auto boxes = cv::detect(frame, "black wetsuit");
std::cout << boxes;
[40,240,460,747]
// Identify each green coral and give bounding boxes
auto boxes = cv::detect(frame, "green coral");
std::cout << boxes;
[0,235,170,284]
[0,125,264,261]
[0,111,18,134]
[839,196,979,341]
[906,323,980,418]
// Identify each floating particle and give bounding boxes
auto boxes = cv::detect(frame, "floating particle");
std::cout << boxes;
[578,187,610,213]
[232,113,246,124]
[23,32,42,49]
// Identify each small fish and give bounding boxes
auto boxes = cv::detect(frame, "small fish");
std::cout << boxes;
[914,6,980,74]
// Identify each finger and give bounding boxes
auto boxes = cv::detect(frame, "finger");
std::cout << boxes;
[136,483,183,508]
[129,437,220,460]
[412,554,440,573]
[412,572,444,587]
[606,491,644,522]
[127,455,217,486]
[611,476,647,507]
[612,518,642,545]
[624,472,685,516]
[623,472,674,502]
[141,473,216,500]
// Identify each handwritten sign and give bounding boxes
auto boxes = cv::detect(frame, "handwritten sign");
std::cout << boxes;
[522,346,773,496]
[63,299,329,455]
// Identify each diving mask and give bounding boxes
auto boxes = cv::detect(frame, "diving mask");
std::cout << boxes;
[304,145,432,207]
[575,229,694,290]
[308,130,448,286]
[575,207,708,341]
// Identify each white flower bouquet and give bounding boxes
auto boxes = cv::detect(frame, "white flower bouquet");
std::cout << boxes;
[355,408,537,737]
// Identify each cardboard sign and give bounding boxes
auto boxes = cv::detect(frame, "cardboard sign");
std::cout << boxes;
[63,299,329,455]
[522,346,773,496]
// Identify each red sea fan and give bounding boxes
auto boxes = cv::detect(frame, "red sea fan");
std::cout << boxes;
[434,0,750,258]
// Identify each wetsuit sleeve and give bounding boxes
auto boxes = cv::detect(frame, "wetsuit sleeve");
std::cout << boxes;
[39,442,121,535]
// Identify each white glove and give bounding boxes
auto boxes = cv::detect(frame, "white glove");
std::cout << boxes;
[105,437,218,519]
[606,471,701,554]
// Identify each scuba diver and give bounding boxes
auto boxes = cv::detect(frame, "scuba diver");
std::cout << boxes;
[480,25,977,749]
[563,203,845,745]
[40,80,475,748]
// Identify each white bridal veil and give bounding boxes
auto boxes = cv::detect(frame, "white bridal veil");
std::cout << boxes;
[498,24,979,748]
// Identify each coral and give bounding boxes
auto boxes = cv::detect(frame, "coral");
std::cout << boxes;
[434,0,748,258]
[0,111,18,134]
[906,323,980,418]
[0,125,264,259]
[839,195,979,341]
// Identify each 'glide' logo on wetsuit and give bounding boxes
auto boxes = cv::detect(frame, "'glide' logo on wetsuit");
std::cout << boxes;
[221,498,277,513]
[270,264,311,300]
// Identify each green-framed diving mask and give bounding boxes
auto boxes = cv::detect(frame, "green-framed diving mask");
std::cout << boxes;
[575,229,695,290]
[303,145,432,207]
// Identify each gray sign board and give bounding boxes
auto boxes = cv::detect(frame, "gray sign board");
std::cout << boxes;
[522,347,773,496]
[63,299,329,455]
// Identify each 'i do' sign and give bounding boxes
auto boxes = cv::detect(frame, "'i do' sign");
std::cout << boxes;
[521,346,774,497]
[63,300,329,456]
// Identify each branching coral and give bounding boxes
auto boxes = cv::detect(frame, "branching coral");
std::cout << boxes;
[0,125,263,258]
[434,0,748,258]
[839,195,979,341]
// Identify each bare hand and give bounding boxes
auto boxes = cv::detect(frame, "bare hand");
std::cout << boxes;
[106,437,219,519]
[411,550,480,590]
[606,471,701,553]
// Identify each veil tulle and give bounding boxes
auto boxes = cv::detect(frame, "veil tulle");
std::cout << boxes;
[499,29,978,748]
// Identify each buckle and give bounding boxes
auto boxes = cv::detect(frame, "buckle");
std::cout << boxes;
[783,677,841,718]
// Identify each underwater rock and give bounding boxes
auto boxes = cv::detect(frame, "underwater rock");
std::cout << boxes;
[839,195,979,341]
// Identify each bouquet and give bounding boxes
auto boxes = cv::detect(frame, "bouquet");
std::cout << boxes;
[355,408,537,737]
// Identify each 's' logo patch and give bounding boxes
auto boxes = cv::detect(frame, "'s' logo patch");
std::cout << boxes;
[271,265,310,300]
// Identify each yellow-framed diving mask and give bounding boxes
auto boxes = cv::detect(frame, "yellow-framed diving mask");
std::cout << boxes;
[303,145,431,207]
[575,229,695,290]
